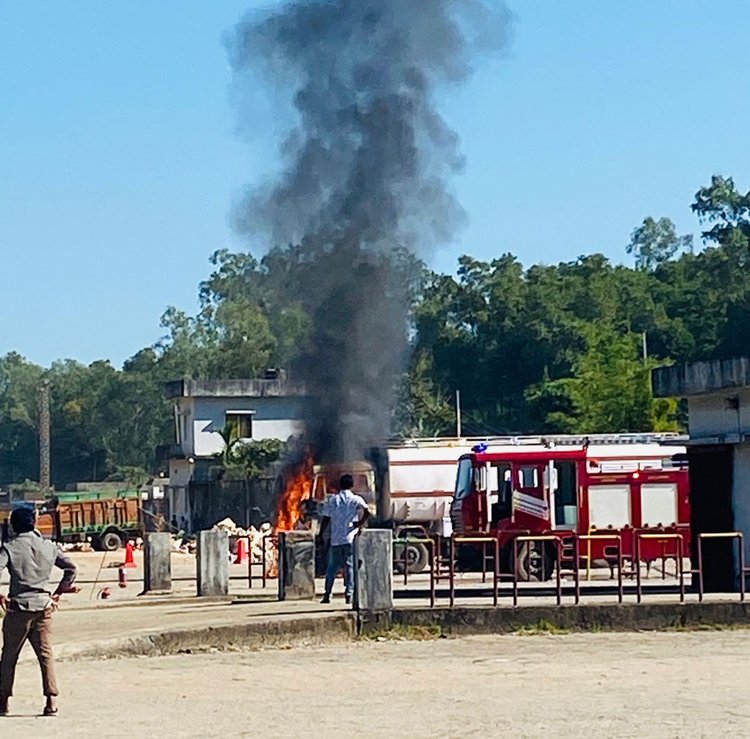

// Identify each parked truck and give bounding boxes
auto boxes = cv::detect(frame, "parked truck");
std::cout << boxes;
[309,439,503,573]
[26,489,142,551]
[450,434,690,579]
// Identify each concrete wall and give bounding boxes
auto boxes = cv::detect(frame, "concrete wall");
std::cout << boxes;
[689,388,750,441]
[169,458,192,487]
[653,357,750,398]
[176,396,306,457]
[734,443,750,568]
[166,378,306,399]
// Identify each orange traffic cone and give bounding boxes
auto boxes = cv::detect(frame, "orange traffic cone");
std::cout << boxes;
[234,537,247,565]
[123,540,136,568]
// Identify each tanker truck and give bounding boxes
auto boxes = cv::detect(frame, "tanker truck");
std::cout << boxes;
[309,439,484,573]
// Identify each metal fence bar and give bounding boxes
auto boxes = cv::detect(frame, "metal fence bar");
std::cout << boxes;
[402,539,409,586]
[394,537,436,607]
[696,532,748,602]
[260,533,277,589]
[434,534,443,582]
[449,536,455,608]
[573,537,581,604]
[245,533,277,589]
[512,535,566,607]
[577,534,623,604]
[450,536,500,608]
[247,536,253,589]
[635,532,685,603]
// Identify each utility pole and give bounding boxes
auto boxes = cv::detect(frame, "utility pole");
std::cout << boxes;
[455,389,462,438]
[38,379,51,492]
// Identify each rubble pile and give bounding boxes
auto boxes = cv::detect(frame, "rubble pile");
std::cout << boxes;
[169,535,194,554]
[61,541,93,552]
[212,518,277,569]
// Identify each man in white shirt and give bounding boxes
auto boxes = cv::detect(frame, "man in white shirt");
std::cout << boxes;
[320,474,370,604]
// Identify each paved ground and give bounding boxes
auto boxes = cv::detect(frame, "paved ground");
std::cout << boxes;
[3,630,750,738]
[4,548,735,661]
[41,549,702,607]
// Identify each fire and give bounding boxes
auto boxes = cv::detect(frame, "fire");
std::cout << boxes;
[274,448,315,532]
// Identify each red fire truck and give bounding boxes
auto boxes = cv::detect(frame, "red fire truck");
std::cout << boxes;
[449,434,690,580]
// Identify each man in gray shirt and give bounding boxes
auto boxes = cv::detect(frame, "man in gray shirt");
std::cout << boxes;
[0,507,77,716]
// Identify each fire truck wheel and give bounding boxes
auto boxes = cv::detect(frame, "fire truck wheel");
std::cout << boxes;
[100,530,123,552]
[393,542,429,574]
[514,541,554,582]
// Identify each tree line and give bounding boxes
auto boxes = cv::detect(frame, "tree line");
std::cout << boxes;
[2,175,748,487]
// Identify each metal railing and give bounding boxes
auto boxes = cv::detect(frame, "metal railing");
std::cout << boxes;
[694,532,750,602]
[577,533,623,603]
[449,536,502,607]
[512,535,578,606]
[634,532,685,603]
[394,537,436,607]
[245,533,277,589]
[239,528,748,606]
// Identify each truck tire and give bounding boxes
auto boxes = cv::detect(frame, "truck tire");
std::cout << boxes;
[514,540,554,582]
[100,530,123,552]
[393,541,429,574]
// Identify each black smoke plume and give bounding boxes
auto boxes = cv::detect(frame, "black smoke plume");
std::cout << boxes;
[227,0,512,461]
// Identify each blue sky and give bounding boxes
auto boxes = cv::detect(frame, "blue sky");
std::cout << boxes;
[2,1,749,367]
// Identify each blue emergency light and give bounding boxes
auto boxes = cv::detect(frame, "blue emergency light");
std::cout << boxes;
[472,443,488,453]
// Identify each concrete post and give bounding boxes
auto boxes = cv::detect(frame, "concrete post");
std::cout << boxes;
[354,529,393,612]
[197,530,229,597]
[278,531,315,601]
[143,532,172,593]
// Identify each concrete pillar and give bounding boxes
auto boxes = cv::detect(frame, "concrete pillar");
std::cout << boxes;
[197,530,229,597]
[353,529,393,612]
[143,532,172,593]
[278,531,315,601]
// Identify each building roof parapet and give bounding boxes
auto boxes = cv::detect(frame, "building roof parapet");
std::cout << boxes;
[165,378,307,400]
[652,357,750,398]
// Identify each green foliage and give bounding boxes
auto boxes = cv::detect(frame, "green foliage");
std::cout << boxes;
[626,217,692,271]
[233,438,287,478]
[2,174,750,485]
[527,327,674,433]
[393,354,456,437]
[216,437,287,479]
[105,465,149,487]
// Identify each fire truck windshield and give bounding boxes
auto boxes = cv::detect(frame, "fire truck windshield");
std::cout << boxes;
[454,457,474,500]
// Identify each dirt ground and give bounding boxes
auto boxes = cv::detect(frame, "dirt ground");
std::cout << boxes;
[1,630,749,738]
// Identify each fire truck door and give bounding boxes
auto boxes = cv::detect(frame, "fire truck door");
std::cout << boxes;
[511,462,550,527]
[545,461,560,528]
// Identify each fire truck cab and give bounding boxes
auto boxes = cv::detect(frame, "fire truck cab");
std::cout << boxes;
[450,435,690,580]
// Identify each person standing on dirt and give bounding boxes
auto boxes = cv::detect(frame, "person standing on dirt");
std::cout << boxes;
[0,507,77,716]
[320,473,370,605]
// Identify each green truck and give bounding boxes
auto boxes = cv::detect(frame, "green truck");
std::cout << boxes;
[34,488,143,551]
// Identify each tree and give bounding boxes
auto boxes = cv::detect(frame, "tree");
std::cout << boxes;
[0,353,44,482]
[214,432,286,480]
[626,217,692,272]
[527,326,678,434]
[394,355,455,437]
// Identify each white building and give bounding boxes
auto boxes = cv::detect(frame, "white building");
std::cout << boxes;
[653,357,750,591]
[164,378,307,526]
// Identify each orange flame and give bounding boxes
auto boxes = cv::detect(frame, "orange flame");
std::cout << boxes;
[274,448,315,532]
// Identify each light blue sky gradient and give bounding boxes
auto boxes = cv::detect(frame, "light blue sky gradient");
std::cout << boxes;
[2,1,749,367]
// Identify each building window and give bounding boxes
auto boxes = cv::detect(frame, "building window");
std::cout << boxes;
[226,411,254,439]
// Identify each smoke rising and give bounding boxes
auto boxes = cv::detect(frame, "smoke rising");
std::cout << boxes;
[227,0,512,460]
